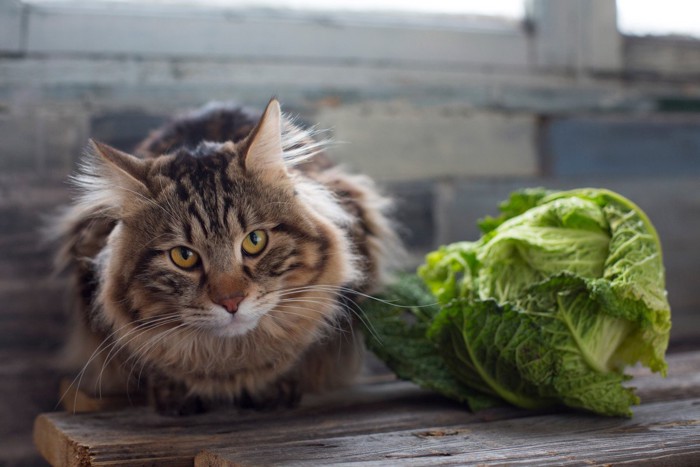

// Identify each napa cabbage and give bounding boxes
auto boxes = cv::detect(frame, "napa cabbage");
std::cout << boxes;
[364,188,671,416]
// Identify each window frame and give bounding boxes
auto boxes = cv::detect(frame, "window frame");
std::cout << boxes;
[0,0,613,70]
[2,0,699,78]
[5,0,530,68]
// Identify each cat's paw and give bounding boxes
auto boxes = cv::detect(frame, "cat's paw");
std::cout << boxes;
[149,376,205,416]
[155,394,205,416]
[238,377,302,410]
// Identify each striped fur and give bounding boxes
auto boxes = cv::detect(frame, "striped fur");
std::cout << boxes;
[52,99,402,414]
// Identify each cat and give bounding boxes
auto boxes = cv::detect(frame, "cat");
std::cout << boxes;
[51,99,402,415]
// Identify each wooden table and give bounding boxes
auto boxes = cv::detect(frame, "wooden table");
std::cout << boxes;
[34,350,700,466]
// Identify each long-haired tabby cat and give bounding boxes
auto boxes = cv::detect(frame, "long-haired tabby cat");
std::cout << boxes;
[52,99,401,415]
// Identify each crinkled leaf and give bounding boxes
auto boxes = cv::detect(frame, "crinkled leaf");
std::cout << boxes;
[430,275,640,416]
[478,187,552,234]
[543,189,670,374]
[419,241,479,304]
[361,275,500,411]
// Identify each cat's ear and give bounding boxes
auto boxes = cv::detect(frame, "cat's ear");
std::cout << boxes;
[77,140,153,217]
[90,140,149,188]
[240,99,288,181]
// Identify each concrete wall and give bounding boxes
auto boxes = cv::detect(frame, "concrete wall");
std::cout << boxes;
[2,1,700,464]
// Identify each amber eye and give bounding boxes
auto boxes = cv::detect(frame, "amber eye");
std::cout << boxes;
[169,246,200,269]
[242,230,268,256]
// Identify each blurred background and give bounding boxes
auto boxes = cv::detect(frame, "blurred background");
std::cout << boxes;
[2,0,700,464]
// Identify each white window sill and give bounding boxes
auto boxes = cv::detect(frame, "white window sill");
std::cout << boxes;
[14,0,529,68]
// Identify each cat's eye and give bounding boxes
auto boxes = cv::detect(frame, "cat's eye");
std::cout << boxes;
[242,230,268,256]
[169,246,200,269]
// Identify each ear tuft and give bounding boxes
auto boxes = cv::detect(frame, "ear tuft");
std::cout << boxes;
[241,99,287,179]
[90,139,149,185]
[70,140,153,219]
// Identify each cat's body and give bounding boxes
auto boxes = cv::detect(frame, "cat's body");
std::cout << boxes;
[53,100,400,414]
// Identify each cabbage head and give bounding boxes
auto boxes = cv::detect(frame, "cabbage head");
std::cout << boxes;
[418,188,670,416]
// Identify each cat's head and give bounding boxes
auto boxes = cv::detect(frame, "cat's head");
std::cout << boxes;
[79,100,358,338]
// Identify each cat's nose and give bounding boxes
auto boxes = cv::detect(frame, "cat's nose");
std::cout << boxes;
[215,293,245,314]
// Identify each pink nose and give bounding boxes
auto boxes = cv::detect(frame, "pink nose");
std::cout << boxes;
[216,294,245,314]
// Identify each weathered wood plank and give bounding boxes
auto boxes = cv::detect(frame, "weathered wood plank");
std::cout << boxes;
[317,104,538,181]
[0,0,23,53]
[25,2,528,67]
[546,117,700,177]
[33,351,700,466]
[624,35,700,77]
[34,382,495,467]
[530,0,621,72]
[196,397,700,466]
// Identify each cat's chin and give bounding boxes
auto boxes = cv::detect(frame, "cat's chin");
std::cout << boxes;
[203,305,263,338]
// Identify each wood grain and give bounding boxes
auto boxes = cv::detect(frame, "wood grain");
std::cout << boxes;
[196,398,700,466]
[34,382,498,467]
[33,351,700,466]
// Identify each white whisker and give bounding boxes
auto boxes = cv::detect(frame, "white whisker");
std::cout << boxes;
[95,316,183,398]
[58,312,181,411]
